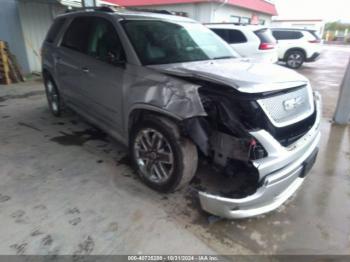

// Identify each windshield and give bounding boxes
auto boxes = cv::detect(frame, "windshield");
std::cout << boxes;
[122,20,238,65]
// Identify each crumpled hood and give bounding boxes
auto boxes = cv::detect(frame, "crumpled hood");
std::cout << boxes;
[148,58,309,93]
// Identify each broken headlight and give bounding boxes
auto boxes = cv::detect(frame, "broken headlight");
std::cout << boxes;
[183,86,268,164]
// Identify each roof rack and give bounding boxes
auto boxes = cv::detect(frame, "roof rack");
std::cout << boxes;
[127,7,172,15]
[64,6,173,15]
[65,6,122,13]
[204,22,249,26]
[271,27,317,31]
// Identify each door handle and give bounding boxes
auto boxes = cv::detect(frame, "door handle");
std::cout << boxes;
[81,67,90,73]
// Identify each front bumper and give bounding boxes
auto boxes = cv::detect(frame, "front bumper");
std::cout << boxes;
[198,92,322,219]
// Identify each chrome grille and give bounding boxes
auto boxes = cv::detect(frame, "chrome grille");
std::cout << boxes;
[257,85,314,127]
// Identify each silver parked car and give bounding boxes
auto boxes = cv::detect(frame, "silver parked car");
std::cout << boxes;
[42,7,321,219]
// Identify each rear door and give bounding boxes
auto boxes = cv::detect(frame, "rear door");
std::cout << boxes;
[56,16,94,108]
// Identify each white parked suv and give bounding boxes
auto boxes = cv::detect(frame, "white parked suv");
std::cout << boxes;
[271,28,322,69]
[206,23,278,63]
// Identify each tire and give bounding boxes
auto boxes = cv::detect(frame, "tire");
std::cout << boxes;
[44,76,63,117]
[129,116,198,193]
[285,50,305,69]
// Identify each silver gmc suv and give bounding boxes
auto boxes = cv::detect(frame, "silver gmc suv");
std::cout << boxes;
[42,7,321,219]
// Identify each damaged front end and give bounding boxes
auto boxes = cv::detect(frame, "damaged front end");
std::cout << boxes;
[134,62,321,219]
[181,81,321,219]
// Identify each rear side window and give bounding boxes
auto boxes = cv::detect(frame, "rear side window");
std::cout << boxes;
[211,29,230,42]
[61,17,94,53]
[228,29,247,43]
[211,29,247,44]
[255,28,276,43]
[46,18,66,43]
[272,30,303,40]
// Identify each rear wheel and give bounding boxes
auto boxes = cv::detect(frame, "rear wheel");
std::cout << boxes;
[44,77,63,117]
[130,116,198,192]
[286,50,305,69]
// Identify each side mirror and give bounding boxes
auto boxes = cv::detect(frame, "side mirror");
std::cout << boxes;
[107,52,126,67]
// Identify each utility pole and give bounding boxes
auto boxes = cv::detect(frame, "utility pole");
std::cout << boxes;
[333,57,350,124]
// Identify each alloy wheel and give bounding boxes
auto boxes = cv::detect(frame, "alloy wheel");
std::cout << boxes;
[46,80,59,113]
[134,128,174,184]
[287,53,303,68]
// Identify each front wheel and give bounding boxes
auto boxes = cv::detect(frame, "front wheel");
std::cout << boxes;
[130,116,198,193]
[286,50,305,69]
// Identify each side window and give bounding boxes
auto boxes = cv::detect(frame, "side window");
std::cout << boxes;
[272,31,286,40]
[46,18,66,43]
[228,29,247,44]
[272,30,303,40]
[211,29,247,44]
[61,17,93,53]
[211,29,230,42]
[86,17,125,64]
[292,31,304,39]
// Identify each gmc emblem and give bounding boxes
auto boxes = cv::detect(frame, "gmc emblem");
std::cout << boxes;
[283,96,304,111]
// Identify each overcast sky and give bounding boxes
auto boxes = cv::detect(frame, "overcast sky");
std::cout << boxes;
[273,0,350,22]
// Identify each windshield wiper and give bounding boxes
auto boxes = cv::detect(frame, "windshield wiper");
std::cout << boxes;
[212,56,234,60]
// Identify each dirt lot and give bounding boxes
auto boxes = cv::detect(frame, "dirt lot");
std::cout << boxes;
[0,44,349,255]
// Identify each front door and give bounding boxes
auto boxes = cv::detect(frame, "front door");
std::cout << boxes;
[80,17,126,133]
